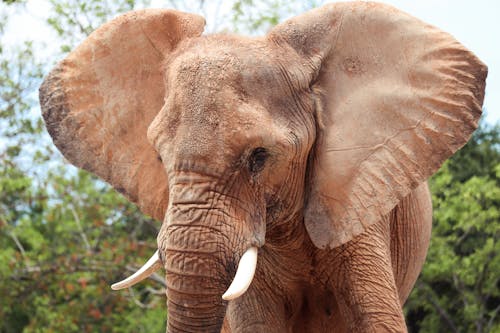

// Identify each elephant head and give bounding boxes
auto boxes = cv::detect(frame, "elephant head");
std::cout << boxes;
[40,3,486,332]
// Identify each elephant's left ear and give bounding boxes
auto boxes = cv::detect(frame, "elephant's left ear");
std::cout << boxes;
[269,2,487,249]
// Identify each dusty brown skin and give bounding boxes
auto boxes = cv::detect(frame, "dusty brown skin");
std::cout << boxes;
[39,3,487,332]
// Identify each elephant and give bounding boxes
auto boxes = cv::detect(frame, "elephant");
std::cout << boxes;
[39,2,487,332]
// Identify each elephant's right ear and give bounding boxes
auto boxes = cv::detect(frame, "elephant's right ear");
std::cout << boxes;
[40,10,205,221]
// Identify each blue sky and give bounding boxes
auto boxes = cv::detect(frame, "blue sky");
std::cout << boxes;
[3,0,499,124]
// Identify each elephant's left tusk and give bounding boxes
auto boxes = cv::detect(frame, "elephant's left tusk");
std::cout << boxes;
[111,250,162,290]
[222,247,258,301]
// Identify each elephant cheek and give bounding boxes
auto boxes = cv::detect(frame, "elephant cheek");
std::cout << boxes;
[242,193,266,248]
[247,206,266,248]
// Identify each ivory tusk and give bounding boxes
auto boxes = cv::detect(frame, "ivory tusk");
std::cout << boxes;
[222,247,258,301]
[111,250,162,290]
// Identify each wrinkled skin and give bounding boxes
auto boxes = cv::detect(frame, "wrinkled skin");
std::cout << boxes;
[149,37,317,331]
[39,3,486,333]
[147,36,432,332]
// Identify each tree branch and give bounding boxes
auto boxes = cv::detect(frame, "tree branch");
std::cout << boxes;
[486,304,500,332]
[70,205,92,253]
[127,286,161,309]
[417,281,459,333]
[8,231,27,259]
[453,273,469,309]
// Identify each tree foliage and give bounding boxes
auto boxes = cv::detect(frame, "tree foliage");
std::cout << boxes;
[406,122,500,333]
[0,1,498,332]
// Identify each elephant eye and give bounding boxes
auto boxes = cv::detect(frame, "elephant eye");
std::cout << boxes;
[248,147,268,173]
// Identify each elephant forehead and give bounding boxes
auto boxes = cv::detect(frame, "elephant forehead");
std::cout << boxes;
[162,92,272,148]
[154,95,277,172]
[162,45,279,131]
[151,36,292,167]
[160,109,275,174]
[167,57,245,115]
[170,51,243,82]
[166,36,280,95]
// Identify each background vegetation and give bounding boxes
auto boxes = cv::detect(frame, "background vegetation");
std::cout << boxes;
[0,1,498,332]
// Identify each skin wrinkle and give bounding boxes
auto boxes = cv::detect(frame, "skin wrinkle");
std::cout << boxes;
[168,311,223,333]
[163,147,268,324]
[166,266,227,296]
[324,222,406,332]
[168,169,247,236]
[166,224,232,246]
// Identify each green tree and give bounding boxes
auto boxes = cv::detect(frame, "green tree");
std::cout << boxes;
[406,122,500,332]
[230,0,319,34]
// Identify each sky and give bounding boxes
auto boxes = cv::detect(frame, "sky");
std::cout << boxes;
[3,0,499,124]
[376,0,500,124]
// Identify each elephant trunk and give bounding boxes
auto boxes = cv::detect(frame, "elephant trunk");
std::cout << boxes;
[112,226,258,332]
[157,175,265,332]
[163,223,230,333]
[166,267,226,332]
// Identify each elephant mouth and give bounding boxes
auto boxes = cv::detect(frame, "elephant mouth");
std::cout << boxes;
[221,247,258,300]
[111,246,259,301]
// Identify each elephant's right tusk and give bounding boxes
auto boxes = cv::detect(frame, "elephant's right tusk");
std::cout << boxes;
[222,247,258,301]
[111,250,162,290]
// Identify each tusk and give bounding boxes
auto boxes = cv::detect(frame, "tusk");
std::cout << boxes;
[222,247,258,301]
[111,250,162,290]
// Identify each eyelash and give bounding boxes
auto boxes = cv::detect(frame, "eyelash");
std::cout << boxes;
[248,147,269,173]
